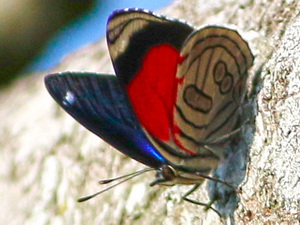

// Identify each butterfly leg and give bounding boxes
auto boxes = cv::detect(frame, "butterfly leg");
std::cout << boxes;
[182,184,222,218]
[205,126,244,146]
[205,104,253,148]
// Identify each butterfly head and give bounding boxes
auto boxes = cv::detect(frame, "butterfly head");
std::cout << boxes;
[150,165,206,186]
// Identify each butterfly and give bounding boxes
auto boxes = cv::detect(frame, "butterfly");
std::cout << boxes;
[45,8,253,214]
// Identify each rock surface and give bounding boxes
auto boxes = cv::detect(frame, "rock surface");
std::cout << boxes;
[1,0,299,224]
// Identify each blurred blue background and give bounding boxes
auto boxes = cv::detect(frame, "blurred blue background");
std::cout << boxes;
[27,0,173,72]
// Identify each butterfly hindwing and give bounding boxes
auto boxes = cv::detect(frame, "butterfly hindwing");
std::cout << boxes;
[44,72,166,167]
[174,26,254,156]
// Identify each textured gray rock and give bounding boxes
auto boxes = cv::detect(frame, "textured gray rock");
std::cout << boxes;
[0,0,299,224]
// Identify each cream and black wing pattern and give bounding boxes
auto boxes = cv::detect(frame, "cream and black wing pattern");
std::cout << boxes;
[174,26,254,157]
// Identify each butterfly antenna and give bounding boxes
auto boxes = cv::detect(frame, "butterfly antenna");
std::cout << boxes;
[78,168,155,202]
[98,168,154,184]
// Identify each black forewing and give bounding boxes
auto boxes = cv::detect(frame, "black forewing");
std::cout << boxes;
[106,8,194,84]
[44,72,166,168]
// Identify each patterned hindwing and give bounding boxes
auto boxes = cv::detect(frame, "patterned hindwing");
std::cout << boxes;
[174,26,254,155]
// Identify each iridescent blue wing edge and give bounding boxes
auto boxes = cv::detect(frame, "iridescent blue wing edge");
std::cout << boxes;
[44,72,166,167]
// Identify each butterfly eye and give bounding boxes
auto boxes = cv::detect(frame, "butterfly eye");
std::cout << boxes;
[160,165,177,181]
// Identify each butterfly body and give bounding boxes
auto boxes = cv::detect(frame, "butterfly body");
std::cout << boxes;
[45,8,253,193]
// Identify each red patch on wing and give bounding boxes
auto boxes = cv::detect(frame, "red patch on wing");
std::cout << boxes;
[173,124,195,155]
[126,44,180,141]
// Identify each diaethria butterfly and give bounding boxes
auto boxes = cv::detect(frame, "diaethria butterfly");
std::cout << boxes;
[45,8,253,215]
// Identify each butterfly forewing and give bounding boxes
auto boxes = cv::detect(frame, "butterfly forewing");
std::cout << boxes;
[106,8,194,84]
[174,26,254,155]
[106,9,197,160]
[45,73,166,168]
